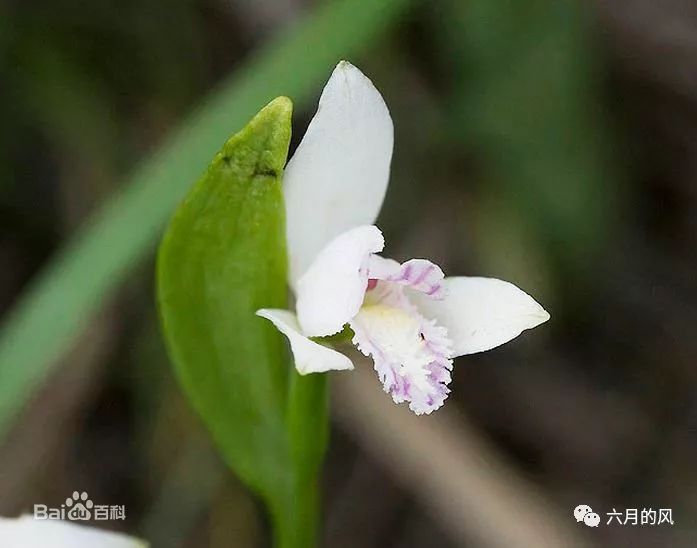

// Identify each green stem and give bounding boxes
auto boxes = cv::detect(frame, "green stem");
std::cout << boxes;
[270,475,321,548]
[273,372,328,548]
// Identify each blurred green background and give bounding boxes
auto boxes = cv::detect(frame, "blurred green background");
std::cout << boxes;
[1,0,696,546]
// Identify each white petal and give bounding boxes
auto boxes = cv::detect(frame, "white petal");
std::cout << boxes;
[364,254,399,275]
[409,277,550,357]
[0,515,147,548]
[295,225,384,337]
[284,60,394,288]
[256,309,354,374]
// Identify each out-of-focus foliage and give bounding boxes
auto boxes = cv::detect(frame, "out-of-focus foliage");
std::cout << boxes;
[437,0,621,293]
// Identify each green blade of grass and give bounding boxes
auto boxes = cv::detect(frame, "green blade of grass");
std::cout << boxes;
[0,0,412,440]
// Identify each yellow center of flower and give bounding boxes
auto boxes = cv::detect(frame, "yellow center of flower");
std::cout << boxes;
[353,304,431,389]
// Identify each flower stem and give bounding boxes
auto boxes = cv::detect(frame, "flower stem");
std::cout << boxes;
[273,371,328,548]
[271,474,321,548]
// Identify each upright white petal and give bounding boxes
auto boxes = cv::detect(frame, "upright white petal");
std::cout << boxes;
[0,516,147,548]
[284,60,394,288]
[296,225,384,337]
[410,277,550,357]
[256,309,354,374]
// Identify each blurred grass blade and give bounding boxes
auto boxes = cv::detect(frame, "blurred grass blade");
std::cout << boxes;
[0,0,412,440]
[158,97,292,530]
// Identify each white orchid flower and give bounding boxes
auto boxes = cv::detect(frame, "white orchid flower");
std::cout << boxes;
[0,515,146,548]
[258,61,550,415]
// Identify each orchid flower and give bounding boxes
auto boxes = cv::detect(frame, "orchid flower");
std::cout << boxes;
[257,61,550,415]
[0,515,146,548]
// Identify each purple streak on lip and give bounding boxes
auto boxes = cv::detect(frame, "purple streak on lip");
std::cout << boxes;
[411,263,433,285]
[426,285,441,296]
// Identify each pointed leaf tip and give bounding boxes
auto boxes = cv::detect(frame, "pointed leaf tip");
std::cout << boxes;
[266,95,293,115]
[217,96,293,179]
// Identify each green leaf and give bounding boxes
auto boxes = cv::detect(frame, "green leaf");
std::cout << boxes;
[157,97,292,501]
[158,99,331,547]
